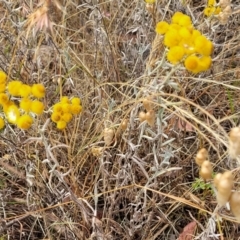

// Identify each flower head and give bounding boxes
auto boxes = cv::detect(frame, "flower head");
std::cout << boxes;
[164,29,181,47]
[53,103,63,113]
[31,84,45,98]
[61,103,71,113]
[6,105,20,124]
[51,112,61,123]
[57,120,67,130]
[20,98,32,112]
[17,115,33,130]
[178,15,192,27]
[61,113,72,122]
[198,56,212,71]
[61,96,70,104]
[8,80,23,96]
[71,97,81,105]
[194,36,213,56]
[184,55,201,73]
[51,96,82,130]
[31,100,44,115]
[171,12,184,24]
[155,21,169,35]
[19,84,32,98]
[167,46,185,64]
[70,104,82,115]
[179,27,192,39]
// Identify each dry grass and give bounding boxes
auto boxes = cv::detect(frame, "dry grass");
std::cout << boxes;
[0,0,240,239]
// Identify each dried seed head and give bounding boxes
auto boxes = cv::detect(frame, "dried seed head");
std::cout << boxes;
[91,147,103,157]
[120,119,128,131]
[199,160,212,181]
[229,127,240,159]
[219,0,231,10]
[215,171,233,207]
[103,128,115,146]
[195,148,208,166]
[223,5,232,14]
[145,3,154,14]
[139,111,146,123]
[229,191,240,222]
[218,5,232,24]
[213,173,222,188]
[142,98,153,111]
[145,110,155,127]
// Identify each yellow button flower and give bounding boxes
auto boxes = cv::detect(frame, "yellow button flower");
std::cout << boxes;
[20,98,32,112]
[61,103,71,113]
[70,104,82,115]
[19,84,32,98]
[17,115,33,130]
[202,40,213,56]
[155,21,169,35]
[178,15,192,27]
[164,29,181,47]
[168,23,181,31]
[191,30,201,42]
[60,96,70,103]
[8,80,23,96]
[57,120,67,130]
[51,112,61,123]
[6,105,20,124]
[171,12,184,24]
[71,97,81,105]
[31,84,45,98]
[198,56,212,71]
[0,117,5,130]
[194,36,213,56]
[3,100,14,113]
[184,55,201,73]
[53,103,63,113]
[179,27,192,39]
[179,39,195,55]
[167,46,185,64]
[30,100,44,115]
[61,113,72,123]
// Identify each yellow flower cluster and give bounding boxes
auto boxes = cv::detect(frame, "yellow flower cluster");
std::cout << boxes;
[51,96,82,130]
[204,0,221,17]
[0,71,45,130]
[155,12,213,74]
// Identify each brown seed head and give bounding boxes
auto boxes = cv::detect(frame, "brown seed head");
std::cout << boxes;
[213,173,222,188]
[145,110,155,127]
[215,171,233,207]
[142,98,153,112]
[230,191,240,222]
[139,111,146,123]
[120,119,128,131]
[199,160,212,181]
[229,127,240,158]
[103,128,115,146]
[195,148,208,166]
